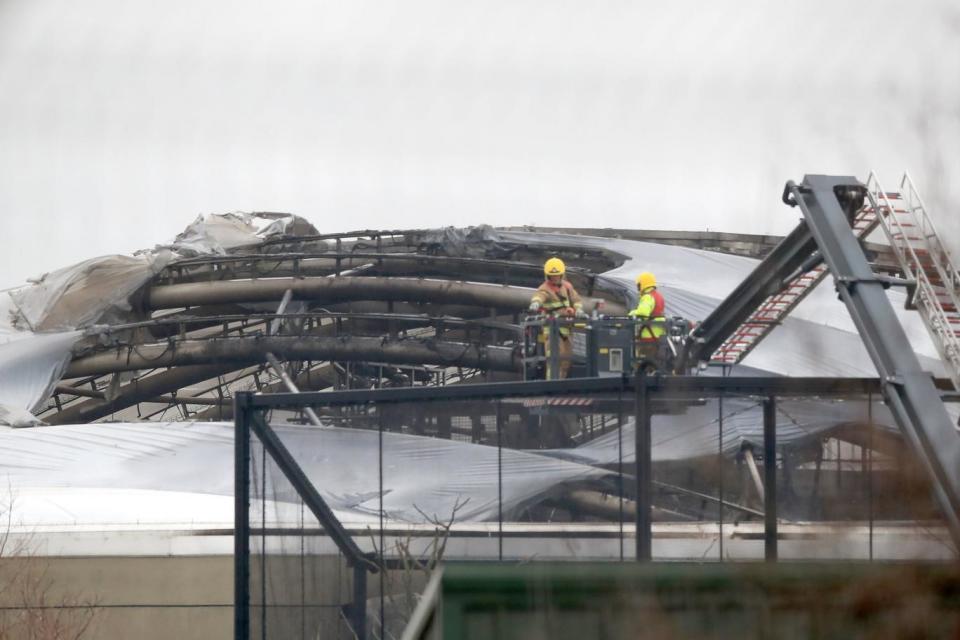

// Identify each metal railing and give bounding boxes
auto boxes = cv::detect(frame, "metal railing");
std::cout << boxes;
[867,171,960,390]
[235,398,379,640]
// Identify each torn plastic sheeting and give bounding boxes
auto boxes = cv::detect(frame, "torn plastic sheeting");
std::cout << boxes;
[7,252,173,331]
[415,225,518,260]
[271,424,606,523]
[0,329,81,426]
[547,395,898,466]
[4,214,315,331]
[0,422,606,525]
[0,289,22,334]
[160,212,319,257]
[0,406,43,428]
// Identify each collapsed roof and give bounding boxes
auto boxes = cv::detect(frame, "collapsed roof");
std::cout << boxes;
[0,214,954,531]
[0,213,946,426]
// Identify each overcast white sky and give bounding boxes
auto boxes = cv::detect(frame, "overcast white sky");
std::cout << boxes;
[1,0,958,288]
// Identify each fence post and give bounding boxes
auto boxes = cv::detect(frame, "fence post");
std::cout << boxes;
[497,400,504,561]
[234,393,252,640]
[764,396,778,561]
[350,564,368,639]
[635,378,652,561]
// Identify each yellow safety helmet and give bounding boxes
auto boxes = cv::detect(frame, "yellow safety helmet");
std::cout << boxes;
[636,272,657,291]
[544,257,566,277]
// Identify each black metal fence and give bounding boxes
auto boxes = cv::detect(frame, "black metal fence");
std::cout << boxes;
[236,404,375,640]
[234,375,954,639]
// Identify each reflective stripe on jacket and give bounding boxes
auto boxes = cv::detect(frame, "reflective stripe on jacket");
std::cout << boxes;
[531,280,583,337]
[628,288,666,340]
[531,280,582,314]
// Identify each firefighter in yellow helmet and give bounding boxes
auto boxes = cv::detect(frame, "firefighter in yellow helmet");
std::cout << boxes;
[628,271,666,365]
[528,257,587,378]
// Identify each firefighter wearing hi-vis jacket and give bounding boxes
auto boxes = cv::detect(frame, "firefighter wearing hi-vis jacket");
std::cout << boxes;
[628,271,666,365]
[528,258,588,379]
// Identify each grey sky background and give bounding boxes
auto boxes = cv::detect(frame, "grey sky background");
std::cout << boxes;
[1,0,958,289]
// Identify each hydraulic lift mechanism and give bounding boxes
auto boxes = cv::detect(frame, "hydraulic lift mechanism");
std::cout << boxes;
[682,174,960,544]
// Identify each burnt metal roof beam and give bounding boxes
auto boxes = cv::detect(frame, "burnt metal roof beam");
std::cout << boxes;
[48,363,243,424]
[103,311,519,336]
[65,335,519,378]
[244,376,890,408]
[683,221,818,366]
[144,276,622,315]
[190,363,338,422]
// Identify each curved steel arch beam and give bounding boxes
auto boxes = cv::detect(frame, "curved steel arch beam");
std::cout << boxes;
[145,276,623,314]
[48,363,240,425]
[65,335,519,378]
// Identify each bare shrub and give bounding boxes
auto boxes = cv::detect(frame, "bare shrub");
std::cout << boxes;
[0,495,98,640]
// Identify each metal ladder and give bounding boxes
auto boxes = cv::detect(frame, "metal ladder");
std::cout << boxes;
[711,206,880,365]
[866,171,960,391]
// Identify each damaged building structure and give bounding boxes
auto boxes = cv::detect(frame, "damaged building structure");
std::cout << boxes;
[1,173,959,638]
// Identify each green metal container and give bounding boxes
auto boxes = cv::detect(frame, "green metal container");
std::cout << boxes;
[402,562,960,640]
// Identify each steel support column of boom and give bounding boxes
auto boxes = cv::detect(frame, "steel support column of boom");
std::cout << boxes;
[784,174,960,545]
[680,221,818,367]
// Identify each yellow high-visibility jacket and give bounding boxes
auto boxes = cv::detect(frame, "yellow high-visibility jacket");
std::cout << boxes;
[628,288,666,340]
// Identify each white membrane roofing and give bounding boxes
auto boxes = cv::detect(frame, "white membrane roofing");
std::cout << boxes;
[0,226,953,531]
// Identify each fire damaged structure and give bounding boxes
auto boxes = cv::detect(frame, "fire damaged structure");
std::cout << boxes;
[1,173,959,638]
